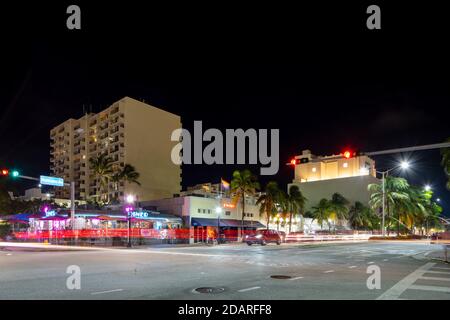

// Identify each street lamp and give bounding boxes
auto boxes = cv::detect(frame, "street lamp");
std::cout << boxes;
[424,185,431,192]
[400,161,410,170]
[216,206,222,244]
[376,161,410,237]
[125,195,135,248]
[436,198,441,202]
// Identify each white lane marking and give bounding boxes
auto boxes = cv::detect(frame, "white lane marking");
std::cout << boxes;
[289,276,304,281]
[238,286,261,292]
[383,259,389,261]
[324,270,334,273]
[424,270,450,275]
[408,285,450,293]
[420,276,450,282]
[368,261,375,264]
[91,289,123,295]
[377,262,436,300]
[6,253,12,256]
[348,266,357,269]
[431,267,450,271]
[139,250,232,258]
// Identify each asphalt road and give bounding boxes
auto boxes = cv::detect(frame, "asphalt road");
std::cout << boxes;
[1,241,449,300]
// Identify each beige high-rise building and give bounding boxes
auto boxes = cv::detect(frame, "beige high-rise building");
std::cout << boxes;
[50,97,181,202]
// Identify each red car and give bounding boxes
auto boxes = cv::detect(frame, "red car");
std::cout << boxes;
[245,229,282,246]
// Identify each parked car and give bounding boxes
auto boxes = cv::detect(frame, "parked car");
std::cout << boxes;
[245,229,282,246]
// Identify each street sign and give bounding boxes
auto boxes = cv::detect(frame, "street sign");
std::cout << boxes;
[40,175,64,187]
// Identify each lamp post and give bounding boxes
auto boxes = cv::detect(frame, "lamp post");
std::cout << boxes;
[126,195,135,248]
[376,161,410,237]
[216,206,222,244]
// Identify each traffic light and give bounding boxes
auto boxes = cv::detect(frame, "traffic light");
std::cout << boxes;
[289,158,310,165]
[0,168,20,177]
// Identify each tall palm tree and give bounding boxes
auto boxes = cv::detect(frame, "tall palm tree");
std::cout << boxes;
[329,193,350,229]
[441,137,450,190]
[368,176,410,235]
[111,164,141,204]
[89,153,114,202]
[256,181,281,230]
[311,198,332,231]
[230,170,260,238]
[349,201,376,230]
[283,185,307,233]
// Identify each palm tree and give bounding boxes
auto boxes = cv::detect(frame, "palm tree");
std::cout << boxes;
[89,153,114,202]
[368,176,410,235]
[349,201,377,230]
[112,164,141,190]
[230,170,260,238]
[441,137,450,190]
[257,181,281,230]
[311,198,332,231]
[329,193,350,230]
[283,185,307,233]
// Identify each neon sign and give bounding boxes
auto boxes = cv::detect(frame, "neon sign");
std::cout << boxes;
[130,211,149,218]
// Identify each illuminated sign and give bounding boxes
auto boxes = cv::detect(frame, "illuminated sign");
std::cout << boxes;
[223,203,235,209]
[45,210,57,217]
[130,211,149,218]
[40,175,64,187]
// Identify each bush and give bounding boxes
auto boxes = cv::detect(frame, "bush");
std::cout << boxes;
[0,224,11,239]
[369,234,425,240]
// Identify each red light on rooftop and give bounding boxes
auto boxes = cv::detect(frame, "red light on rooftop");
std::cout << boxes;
[290,159,296,165]
[1,169,9,175]
[343,151,351,159]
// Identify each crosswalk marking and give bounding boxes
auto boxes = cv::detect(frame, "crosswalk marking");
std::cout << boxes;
[408,285,450,293]
[424,270,450,275]
[377,262,436,300]
[420,276,450,282]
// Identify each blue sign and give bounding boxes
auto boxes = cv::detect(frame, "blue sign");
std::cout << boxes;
[40,175,64,187]
[130,211,149,218]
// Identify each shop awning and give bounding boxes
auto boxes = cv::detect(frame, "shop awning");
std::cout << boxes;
[191,218,221,227]
[191,218,265,228]
[221,219,266,228]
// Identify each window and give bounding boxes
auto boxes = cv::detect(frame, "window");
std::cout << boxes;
[202,209,206,213]
[198,209,201,213]
[312,167,317,172]
[207,209,211,214]
[225,211,231,216]
[343,162,348,168]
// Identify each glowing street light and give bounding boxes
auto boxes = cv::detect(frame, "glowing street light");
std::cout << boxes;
[424,185,431,191]
[400,161,410,170]
[436,198,441,202]
[126,194,135,204]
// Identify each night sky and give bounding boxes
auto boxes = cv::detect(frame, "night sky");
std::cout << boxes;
[1,2,449,215]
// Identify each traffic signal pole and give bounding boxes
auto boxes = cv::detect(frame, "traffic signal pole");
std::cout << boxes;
[12,174,76,234]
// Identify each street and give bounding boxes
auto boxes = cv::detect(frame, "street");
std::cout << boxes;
[1,241,450,300]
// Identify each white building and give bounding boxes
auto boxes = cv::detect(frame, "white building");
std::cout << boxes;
[141,182,266,242]
[288,149,380,212]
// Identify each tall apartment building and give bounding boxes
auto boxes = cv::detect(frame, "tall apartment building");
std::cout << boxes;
[50,97,181,202]
[288,150,380,210]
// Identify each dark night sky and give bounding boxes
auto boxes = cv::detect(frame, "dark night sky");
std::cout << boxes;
[1,2,449,214]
